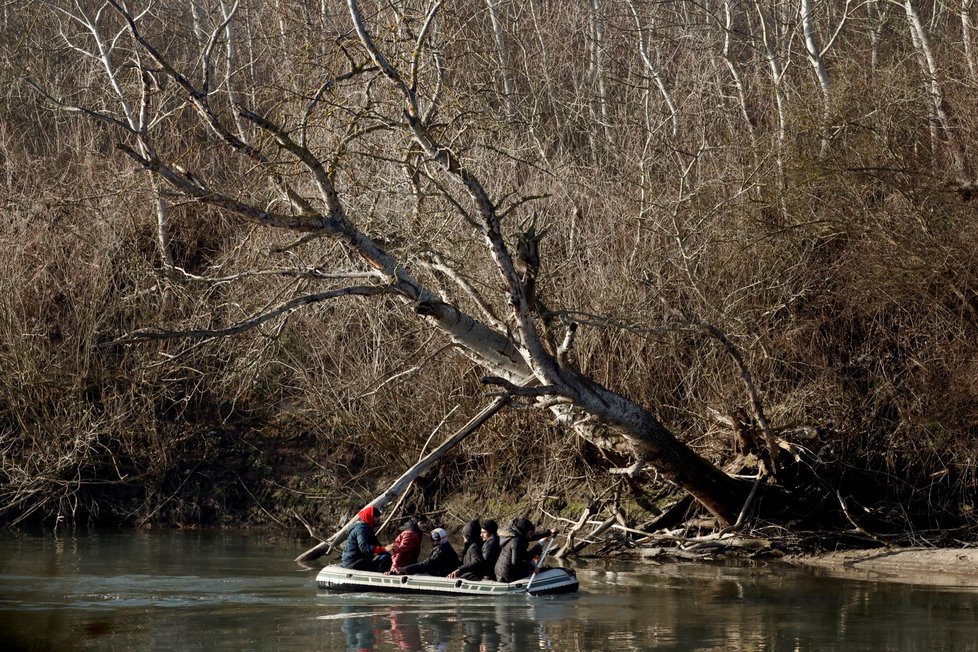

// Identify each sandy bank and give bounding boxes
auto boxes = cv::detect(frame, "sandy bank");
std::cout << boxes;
[793,547,978,588]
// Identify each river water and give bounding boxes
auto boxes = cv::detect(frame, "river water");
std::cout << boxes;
[1,529,976,651]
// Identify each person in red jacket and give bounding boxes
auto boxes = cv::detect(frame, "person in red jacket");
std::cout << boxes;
[392,528,459,577]
[385,518,422,573]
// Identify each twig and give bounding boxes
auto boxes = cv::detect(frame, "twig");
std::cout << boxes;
[837,491,892,548]
[292,510,320,540]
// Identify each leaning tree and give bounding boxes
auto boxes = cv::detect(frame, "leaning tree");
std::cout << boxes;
[24,0,773,526]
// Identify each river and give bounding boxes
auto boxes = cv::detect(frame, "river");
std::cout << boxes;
[1,529,976,650]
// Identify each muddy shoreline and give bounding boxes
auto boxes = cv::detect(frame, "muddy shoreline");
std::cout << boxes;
[789,547,978,588]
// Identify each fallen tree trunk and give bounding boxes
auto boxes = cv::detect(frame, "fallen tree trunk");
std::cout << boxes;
[295,394,510,562]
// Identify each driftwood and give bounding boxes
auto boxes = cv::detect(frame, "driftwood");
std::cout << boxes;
[556,510,777,558]
[567,513,619,556]
[683,537,773,552]
[555,499,601,559]
[556,493,701,558]
[295,394,511,562]
[641,547,714,561]
[639,533,774,561]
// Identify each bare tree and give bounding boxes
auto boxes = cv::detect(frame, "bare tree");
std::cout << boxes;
[587,0,611,148]
[7,0,978,537]
[902,0,971,180]
[626,0,679,140]
[963,0,978,85]
[719,0,759,152]
[867,0,889,78]
[485,0,516,117]
[800,0,852,157]
[29,0,752,524]
[751,0,792,218]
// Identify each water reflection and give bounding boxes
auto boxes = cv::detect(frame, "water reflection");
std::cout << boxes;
[389,608,424,650]
[464,616,509,652]
[310,573,978,652]
[335,607,431,651]
[331,599,573,651]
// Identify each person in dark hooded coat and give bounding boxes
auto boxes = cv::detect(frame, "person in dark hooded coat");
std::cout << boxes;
[449,520,486,580]
[340,505,390,571]
[493,517,558,583]
[395,528,459,577]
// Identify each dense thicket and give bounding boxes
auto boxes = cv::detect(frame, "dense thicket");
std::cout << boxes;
[1,1,976,537]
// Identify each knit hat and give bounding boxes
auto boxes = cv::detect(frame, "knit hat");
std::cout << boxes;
[480,519,498,534]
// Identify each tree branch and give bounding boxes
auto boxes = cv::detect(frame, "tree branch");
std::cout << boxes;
[481,375,556,397]
[112,285,392,344]
[117,144,329,231]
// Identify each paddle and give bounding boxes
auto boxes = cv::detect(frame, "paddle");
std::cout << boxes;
[524,533,557,594]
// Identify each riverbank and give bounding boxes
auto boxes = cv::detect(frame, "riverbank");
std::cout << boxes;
[791,547,978,588]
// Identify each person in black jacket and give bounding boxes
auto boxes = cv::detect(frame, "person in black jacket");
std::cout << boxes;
[478,519,502,580]
[394,527,460,577]
[448,520,482,580]
[493,517,558,583]
[449,518,503,581]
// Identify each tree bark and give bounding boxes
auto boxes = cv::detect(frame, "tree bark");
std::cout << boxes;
[485,0,516,118]
[752,0,789,219]
[800,0,837,158]
[963,1,978,86]
[627,0,679,139]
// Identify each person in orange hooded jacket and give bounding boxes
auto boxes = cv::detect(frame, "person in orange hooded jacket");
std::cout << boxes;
[340,505,390,571]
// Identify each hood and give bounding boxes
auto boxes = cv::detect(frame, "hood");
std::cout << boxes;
[399,519,421,533]
[463,519,480,541]
[430,527,448,542]
[480,519,498,535]
[357,505,379,528]
[512,517,534,534]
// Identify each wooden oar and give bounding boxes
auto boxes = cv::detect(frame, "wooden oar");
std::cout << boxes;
[524,534,557,594]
